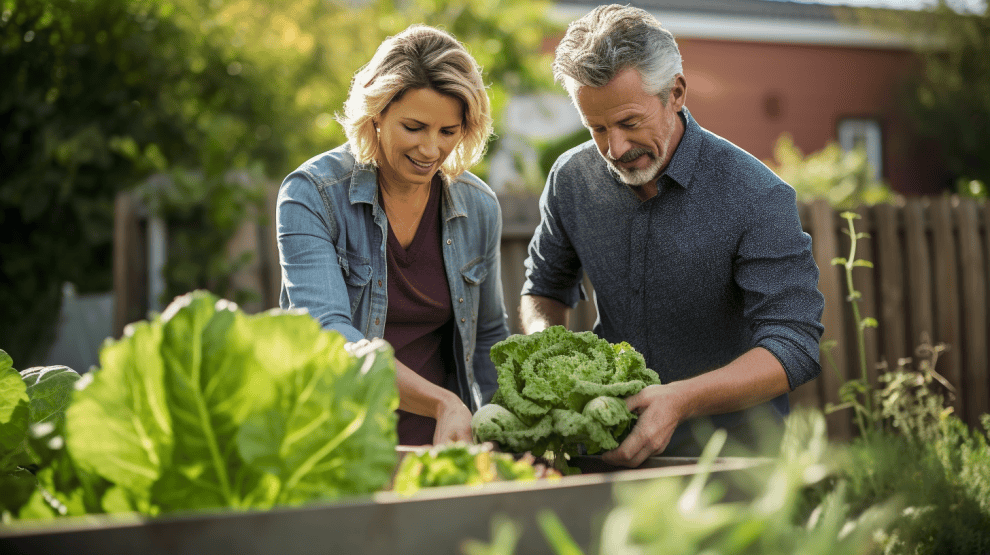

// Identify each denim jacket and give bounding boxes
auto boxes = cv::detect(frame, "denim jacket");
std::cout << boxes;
[276,143,509,411]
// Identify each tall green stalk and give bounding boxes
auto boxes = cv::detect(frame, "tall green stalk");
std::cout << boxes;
[830,211,879,437]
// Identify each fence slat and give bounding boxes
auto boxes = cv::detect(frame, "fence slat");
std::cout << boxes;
[903,199,934,349]
[113,192,146,337]
[956,199,988,422]
[810,199,851,439]
[929,197,964,415]
[873,203,908,371]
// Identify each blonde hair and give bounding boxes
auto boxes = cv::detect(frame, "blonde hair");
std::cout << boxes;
[337,25,492,178]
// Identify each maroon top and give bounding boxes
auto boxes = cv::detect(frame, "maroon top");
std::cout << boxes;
[382,175,453,445]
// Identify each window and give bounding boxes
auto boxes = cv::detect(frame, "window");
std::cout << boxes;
[837,118,883,182]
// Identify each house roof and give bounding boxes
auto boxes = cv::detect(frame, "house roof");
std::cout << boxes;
[553,0,909,47]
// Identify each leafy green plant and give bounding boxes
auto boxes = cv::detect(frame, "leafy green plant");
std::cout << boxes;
[61,290,399,514]
[0,349,83,521]
[825,212,879,437]
[2,291,401,520]
[466,411,900,555]
[766,134,894,209]
[471,326,660,470]
[392,442,558,497]
[810,206,990,554]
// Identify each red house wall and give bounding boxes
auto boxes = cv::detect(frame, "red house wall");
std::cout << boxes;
[677,38,949,195]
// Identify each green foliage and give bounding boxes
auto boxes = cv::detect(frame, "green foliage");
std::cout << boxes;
[392,442,558,497]
[1,0,559,364]
[56,290,399,515]
[136,167,268,308]
[861,1,990,194]
[818,207,990,554]
[472,326,660,467]
[467,412,900,555]
[0,0,287,364]
[0,349,84,521]
[766,134,895,209]
[825,212,879,437]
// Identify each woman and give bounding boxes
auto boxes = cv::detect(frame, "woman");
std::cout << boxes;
[276,25,509,446]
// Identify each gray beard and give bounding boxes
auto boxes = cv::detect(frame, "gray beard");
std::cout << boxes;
[605,154,662,186]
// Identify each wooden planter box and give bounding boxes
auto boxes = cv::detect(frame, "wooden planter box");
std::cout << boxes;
[0,456,767,555]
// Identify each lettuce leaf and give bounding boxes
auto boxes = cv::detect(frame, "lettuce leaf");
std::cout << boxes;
[473,326,660,461]
[64,290,398,514]
[0,350,30,460]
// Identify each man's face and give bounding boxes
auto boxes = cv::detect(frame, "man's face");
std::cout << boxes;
[575,68,686,187]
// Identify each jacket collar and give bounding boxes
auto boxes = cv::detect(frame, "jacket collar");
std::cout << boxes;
[348,159,467,220]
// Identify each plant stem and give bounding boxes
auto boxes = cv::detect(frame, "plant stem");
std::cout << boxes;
[840,213,872,436]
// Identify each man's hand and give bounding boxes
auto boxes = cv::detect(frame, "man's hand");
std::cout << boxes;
[601,384,686,468]
[432,398,474,445]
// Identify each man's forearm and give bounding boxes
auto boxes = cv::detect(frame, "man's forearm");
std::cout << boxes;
[669,347,791,420]
[518,294,571,334]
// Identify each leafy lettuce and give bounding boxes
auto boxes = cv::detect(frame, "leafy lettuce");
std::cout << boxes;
[392,442,558,497]
[0,350,83,519]
[472,326,660,461]
[61,290,399,514]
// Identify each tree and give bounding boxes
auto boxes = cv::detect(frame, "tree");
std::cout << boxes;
[0,0,559,365]
[862,1,990,196]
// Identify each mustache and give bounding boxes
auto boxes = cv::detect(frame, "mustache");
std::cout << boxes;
[609,148,655,164]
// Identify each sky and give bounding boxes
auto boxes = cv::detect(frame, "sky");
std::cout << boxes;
[794,0,985,11]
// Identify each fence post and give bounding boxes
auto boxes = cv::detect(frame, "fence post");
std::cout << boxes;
[873,203,908,371]
[809,199,851,439]
[113,192,147,338]
[929,196,963,416]
[903,199,934,352]
[957,198,989,422]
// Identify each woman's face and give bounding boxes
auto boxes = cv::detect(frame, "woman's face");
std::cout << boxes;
[375,87,464,190]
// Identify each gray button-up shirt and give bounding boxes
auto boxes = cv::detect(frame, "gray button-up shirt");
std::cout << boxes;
[522,107,824,454]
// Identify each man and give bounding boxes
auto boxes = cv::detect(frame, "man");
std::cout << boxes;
[520,4,825,466]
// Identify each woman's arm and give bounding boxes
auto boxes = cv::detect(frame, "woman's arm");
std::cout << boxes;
[277,175,365,342]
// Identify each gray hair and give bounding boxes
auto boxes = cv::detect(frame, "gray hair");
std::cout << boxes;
[553,4,683,104]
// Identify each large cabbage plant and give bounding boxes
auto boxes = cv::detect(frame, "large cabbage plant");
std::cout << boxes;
[472,326,660,464]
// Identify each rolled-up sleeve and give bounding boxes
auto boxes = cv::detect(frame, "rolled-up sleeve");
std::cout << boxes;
[735,182,825,389]
[520,164,587,307]
[276,175,364,343]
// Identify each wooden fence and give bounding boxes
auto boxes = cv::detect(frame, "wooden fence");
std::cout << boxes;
[114,190,990,438]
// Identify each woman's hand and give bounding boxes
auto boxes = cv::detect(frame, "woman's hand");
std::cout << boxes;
[432,397,474,445]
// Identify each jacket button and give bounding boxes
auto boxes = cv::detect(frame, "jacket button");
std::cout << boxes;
[446,239,452,245]
[458,297,464,303]
[460,317,466,323]
[378,280,382,287]
[465,355,470,362]
[375,318,380,325]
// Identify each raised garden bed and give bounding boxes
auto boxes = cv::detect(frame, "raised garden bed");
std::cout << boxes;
[0,454,768,555]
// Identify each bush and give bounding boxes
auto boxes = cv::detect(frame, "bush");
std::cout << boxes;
[765,134,895,209]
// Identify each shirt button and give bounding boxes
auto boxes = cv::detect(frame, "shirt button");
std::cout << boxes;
[458,297,464,303]
[446,239,452,245]
[375,318,380,325]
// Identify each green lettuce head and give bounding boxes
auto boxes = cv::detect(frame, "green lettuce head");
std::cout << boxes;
[472,326,660,458]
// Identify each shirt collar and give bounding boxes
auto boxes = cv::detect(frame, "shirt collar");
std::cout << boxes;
[660,105,701,190]
[348,159,379,205]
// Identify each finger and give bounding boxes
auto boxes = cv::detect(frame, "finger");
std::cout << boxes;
[624,384,659,413]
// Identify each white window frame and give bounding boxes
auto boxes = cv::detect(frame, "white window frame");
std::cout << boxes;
[837,118,883,182]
